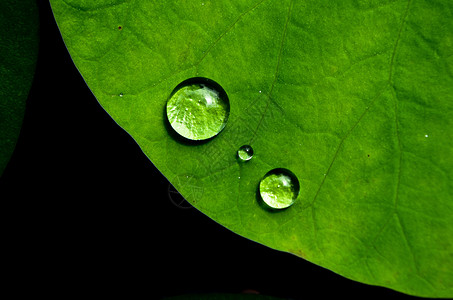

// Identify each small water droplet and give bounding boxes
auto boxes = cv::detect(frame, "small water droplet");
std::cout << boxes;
[119,93,123,97]
[259,90,262,93]
[166,78,230,141]
[259,168,300,210]
[425,134,429,138]
[237,145,254,162]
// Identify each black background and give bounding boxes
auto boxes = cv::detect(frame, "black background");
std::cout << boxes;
[1,2,424,299]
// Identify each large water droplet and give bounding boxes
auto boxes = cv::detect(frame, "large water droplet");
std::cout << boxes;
[259,168,299,210]
[237,145,254,162]
[166,78,230,141]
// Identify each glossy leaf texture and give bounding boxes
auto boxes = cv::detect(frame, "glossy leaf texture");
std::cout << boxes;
[0,0,39,175]
[50,0,453,297]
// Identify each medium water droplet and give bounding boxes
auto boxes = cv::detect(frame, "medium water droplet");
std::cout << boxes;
[259,168,299,210]
[166,78,230,141]
[237,145,254,162]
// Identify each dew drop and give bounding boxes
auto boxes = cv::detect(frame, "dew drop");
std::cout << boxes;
[259,168,299,210]
[237,145,254,162]
[425,134,429,138]
[119,93,123,97]
[166,78,230,141]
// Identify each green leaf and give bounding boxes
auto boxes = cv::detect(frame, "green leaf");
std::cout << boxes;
[50,0,453,297]
[0,0,39,175]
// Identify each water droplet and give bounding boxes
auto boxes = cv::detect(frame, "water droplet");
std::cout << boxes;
[259,168,299,210]
[119,93,123,97]
[425,134,429,138]
[166,78,230,141]
[237,145,254,162]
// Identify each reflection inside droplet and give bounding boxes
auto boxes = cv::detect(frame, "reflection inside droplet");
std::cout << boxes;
[259,168,299,210]
[237,145,254,162]
[166,78,230,141]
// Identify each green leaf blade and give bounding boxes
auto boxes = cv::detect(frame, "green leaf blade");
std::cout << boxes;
[50,0,453,297]
[0,0,39,175]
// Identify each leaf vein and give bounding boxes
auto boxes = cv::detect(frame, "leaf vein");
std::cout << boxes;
[395,212,419,274]
[309,0,413,209]
[388,0,412,82]
[195,0,269,68]
[308,87,388,207]
[249,0,294,144]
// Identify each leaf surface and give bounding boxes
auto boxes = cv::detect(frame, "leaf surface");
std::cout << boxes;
[0,0,39,175]
[50,0,453,297]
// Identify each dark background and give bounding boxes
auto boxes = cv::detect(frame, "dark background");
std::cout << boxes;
[1,2,423,299]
